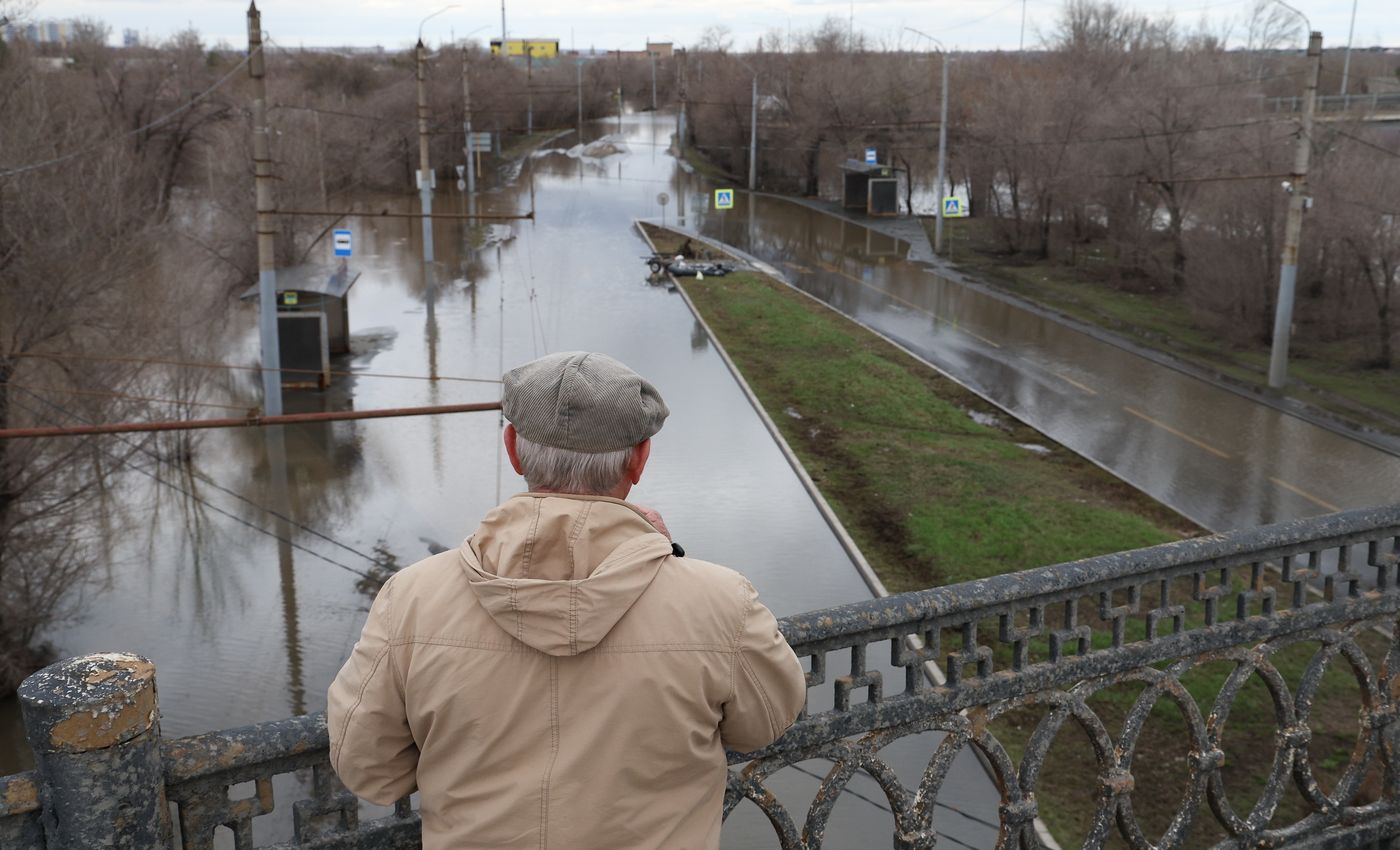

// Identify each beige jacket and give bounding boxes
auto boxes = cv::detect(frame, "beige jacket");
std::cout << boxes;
[327,493,807,850]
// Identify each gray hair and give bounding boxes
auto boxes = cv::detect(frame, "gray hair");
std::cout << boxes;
[514,433,634,495]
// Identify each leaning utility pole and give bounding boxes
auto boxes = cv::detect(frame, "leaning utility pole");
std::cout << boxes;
[416,39,437,319]
[933,49,949,255]
[461,47,476,201]
[748,75,758,191]
[1267,30,1323,390]
[247,2,281,416]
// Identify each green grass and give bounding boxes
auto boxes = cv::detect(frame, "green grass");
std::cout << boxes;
[650,221,1388,848]
[933,217,1400,437]
[671,253,1191,592]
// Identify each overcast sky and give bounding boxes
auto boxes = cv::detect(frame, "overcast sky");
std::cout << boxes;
[19,0,1398,53]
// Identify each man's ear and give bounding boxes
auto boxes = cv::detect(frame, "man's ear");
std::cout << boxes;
[627,438,652,485]
[504,424,525,475]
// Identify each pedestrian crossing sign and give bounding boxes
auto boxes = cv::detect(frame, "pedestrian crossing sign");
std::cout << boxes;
[942,197,967,218]
[714,188,735,210]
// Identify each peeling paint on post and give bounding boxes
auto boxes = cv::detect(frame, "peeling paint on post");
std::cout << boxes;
[18,653,171,849]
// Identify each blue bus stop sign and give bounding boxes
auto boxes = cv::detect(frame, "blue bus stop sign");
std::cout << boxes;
[333,229,353,257]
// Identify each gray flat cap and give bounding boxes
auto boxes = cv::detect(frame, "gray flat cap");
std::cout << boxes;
[502,352,669,453]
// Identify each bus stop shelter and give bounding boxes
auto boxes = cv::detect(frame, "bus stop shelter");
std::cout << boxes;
[240,264,361,389]
[840,160,899,217]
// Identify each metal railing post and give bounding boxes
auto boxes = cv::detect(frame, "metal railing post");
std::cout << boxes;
[18,654,170,849]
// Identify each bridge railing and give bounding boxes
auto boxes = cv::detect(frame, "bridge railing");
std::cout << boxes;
[3,504,1399,849]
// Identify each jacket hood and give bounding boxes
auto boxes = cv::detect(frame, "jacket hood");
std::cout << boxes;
[458,493,674,656]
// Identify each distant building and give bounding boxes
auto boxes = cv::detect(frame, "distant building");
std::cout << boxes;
[3,19,73,45]
[608,42,674,61]
[490,38,559,59]
[123,28,140,48]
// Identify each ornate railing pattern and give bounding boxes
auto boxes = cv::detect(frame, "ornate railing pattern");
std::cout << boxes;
[3,504,1399,849]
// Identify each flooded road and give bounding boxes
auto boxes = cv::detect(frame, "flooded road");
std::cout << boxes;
[1,113,1000,847]
[679,192,1400,534]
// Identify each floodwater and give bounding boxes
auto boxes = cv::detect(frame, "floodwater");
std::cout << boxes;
[678,192,1400,534]
[0,113,1001,847]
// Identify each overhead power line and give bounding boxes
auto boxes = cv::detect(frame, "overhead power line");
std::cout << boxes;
[1335,129,1400,160]
[8,389,380,580]
[8,350,504,385]
[0,401,503,440]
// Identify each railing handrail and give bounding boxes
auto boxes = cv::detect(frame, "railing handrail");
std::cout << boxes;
[779,502,1400,646]
[4,503,1400,849]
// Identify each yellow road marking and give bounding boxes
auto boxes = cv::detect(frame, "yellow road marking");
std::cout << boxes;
[1269,477,1342,513]
[814,259,1002,348]
[1054,372,1098,395]
[1122,406,1231,459]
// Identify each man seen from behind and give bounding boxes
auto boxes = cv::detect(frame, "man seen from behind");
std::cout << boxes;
[327,351,808,850]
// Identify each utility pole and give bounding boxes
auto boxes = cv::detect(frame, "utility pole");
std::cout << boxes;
[313,108,327,209]
[526,51,534,135]
[616,52,623,133]
[650,50,657,111]
[677,52,687,157]
[461,46,475,200]
[500,0,506,49]
[416,39,437,319]
[576,59,584,141]
[934,50,949,255]
[1267,30,1323,390]
[1340,0,1358,94]
[748,74,758,191]
[247,2,281,416]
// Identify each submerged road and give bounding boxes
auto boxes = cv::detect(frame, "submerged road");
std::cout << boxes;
[1,112,1002,847]
[676,188,1400,534]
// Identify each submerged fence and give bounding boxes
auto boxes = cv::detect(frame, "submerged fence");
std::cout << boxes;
[3,504,1400,849]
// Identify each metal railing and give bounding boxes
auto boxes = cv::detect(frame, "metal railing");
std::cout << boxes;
[1262,92,1400,113]
[3,504,1400,849]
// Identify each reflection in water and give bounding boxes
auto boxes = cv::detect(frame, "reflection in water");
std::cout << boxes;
[691,318,709,353]
[266,427,306,717]
[3,114,1010,845]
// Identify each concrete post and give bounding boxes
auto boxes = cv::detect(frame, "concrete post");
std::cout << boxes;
[462,47,476,199]
[18,653,170,849]
[247,2,282,417]
[1267,30,1322,389]
[934,50,949,255]
[748,74,758,191]
[416,39,437,320]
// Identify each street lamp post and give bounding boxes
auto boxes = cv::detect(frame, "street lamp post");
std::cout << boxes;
[907,28,950,256]
[1266,0,1321,390]
[731,55,760,192]
[415,5,459,321]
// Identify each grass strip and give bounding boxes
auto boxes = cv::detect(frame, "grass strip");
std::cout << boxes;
[646,223,1388,848]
